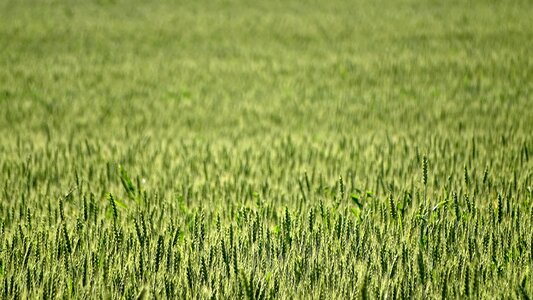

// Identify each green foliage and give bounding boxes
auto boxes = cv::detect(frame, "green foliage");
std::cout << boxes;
[1,0,532,298]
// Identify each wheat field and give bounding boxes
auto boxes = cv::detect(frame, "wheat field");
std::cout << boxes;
[1,0,532,298]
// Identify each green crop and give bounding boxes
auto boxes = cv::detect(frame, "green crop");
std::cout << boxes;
[1,0,532,298]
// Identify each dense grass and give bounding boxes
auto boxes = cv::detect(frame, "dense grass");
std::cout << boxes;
[1,0,532,298]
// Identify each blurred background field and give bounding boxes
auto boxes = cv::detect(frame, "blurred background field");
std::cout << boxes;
[1,0,532,142]
[0,0,532,298]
